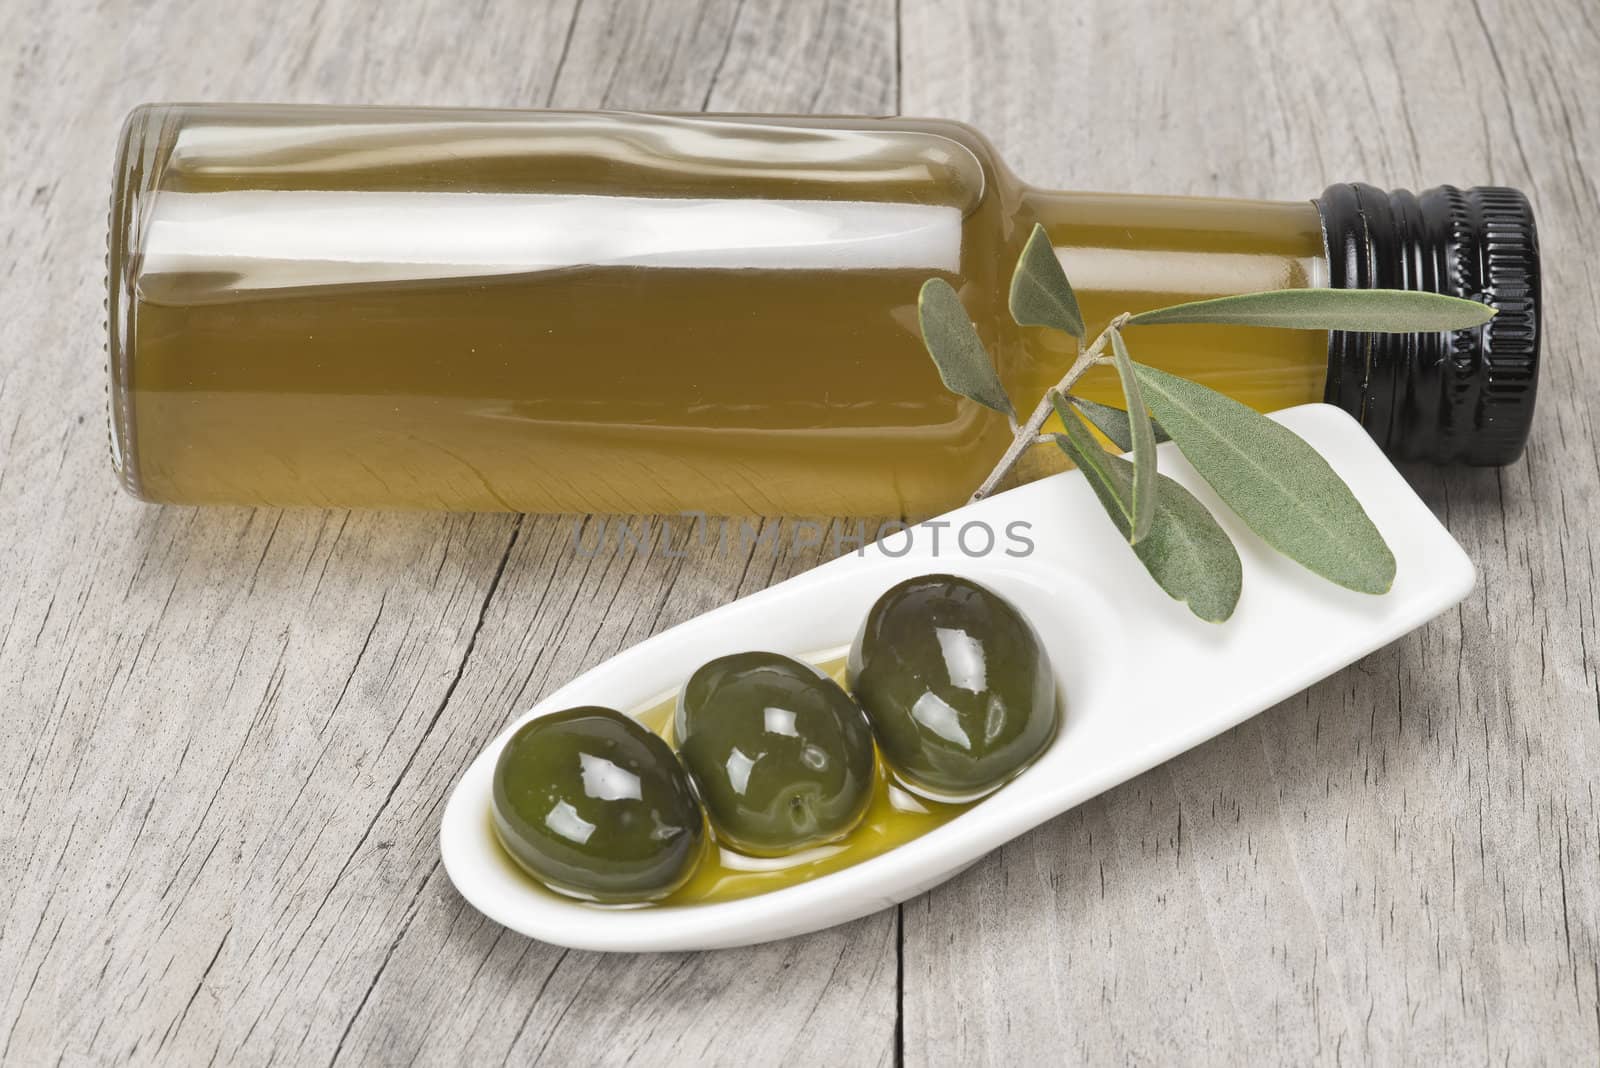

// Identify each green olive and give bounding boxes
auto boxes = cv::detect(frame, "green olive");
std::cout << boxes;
[491,706,704,903]
[676,651,875,856]
[848,574,1057,798]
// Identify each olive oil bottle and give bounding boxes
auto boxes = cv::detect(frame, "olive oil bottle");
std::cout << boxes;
[108,104,1540,516]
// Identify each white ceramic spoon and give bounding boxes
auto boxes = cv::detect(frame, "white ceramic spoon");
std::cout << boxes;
[440,404,1474,952]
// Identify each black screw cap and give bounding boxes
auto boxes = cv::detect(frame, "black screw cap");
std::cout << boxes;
[1317,183,1540,466]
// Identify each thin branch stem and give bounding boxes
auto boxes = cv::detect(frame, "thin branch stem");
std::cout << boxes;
[968,315,1129,503]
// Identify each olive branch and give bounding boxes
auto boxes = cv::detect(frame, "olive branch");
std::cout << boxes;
[918,223,1496,622]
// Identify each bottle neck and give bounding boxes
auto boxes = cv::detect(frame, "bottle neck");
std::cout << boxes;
[1007,187,1331,415]
[1018,187,1330,298]
[1006,182,1541,467]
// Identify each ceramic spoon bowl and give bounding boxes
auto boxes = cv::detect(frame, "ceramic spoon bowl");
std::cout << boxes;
[440,404,1474,952]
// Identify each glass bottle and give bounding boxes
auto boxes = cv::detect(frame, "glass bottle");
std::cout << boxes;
[107,104,1540,517]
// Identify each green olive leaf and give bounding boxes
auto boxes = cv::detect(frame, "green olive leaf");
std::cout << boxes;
[1071,397,1171,452]
[918,278,1015,418]
[1049,397,1241,622]
[1107,329,1156,544]
[1130,362,1396,594]
[1009,223,1085,340]
[1127,288,1496,332]
[1049,391,1132,531]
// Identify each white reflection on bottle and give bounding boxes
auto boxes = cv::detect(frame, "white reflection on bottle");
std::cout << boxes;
[139,190,962,295]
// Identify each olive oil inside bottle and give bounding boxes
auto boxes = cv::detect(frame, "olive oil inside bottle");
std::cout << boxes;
[111,105,1330,516]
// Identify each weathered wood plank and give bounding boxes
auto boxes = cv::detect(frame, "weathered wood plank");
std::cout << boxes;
[4,0,1597,1062]
[900,0,1600,1062]
[0,1,900,1063]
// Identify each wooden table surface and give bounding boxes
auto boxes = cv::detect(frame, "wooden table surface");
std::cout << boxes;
[3,0,1597,1062]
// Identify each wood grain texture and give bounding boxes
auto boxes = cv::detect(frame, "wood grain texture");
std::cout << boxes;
[0,0,1595,1063]
[901,0,1600,1063]
[0,2,899,1064]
